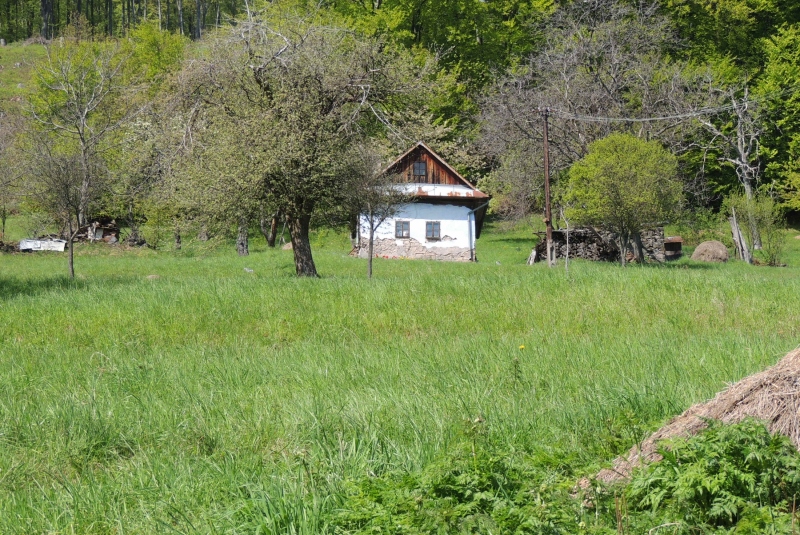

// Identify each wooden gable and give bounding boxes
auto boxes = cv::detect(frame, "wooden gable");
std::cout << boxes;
[385,143,483,192]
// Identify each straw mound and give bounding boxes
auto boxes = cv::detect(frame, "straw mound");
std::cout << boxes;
[597,347,800,484]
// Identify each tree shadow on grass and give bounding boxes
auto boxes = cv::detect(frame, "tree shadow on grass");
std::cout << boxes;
[0,275,135,300]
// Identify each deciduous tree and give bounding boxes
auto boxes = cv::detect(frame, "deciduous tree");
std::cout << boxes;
[28,24,140,227]
[177,14,433,276]
[564,133,682,265]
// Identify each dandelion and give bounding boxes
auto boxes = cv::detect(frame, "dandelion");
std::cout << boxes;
[519,345,525,350]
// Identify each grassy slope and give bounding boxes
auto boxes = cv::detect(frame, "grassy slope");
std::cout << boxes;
[0,42,46,110]
[0,223,799,532]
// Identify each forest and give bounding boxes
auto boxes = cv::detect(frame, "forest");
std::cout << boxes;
[0,0,799,277]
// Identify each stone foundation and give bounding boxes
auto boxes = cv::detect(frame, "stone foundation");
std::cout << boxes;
[356,237,472,262]
[534,227,665,263]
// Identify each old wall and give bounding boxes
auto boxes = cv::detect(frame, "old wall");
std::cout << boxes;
[358,203,474,261]
[357,237,472,261]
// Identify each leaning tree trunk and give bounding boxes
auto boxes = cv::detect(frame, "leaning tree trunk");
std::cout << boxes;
[236,217,249,256]
[287,213,317,277]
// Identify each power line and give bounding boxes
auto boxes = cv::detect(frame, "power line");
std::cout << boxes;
[541,83,800,124]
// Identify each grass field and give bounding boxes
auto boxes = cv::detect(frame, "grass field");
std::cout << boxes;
[0,42,46,109]
[1,222,800,533]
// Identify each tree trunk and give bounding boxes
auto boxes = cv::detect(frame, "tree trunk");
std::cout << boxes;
[349,213,359,249]
[267,213,279,247]
[617,232,629,267]
[67,219,75,279]
[367,210,374,278]
[177,0,184,35]
[174,225,181,250]
[126,202,142,244]
[236,216,249,256]
[730,208,753,264]
[197,225,208,241]
[261,209,279,247]
[40,0,52,37]
[287,213,317,277]
[259,209,269,242]
[78,148,91,227]
[194,0,201,38]
[107,0,113,35]
[631,232,646,263]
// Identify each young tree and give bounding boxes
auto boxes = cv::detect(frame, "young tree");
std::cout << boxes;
[346,145,408,278]
[28,145,89,278]
[0,113,22,240]
[178,14,433,276]
[564,133,683,265]
[28,24,139,228]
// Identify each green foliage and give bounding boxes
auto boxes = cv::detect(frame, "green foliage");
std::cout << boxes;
[672,207,729,247]
[628,419,800,530]
[759,24,800,205]
[564,133,683,262]
[333,442,577,534]
[332,0,553,92]
[125,22,187,86]
[724,193,786,265]
[662,0,798,68]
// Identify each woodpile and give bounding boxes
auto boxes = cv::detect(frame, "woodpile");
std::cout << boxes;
[0,241,19,253]
[533,227,666,263]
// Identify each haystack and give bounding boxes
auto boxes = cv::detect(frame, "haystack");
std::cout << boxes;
[597,347,800,484]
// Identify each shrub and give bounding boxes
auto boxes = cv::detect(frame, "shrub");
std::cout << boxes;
[628,419,800,529]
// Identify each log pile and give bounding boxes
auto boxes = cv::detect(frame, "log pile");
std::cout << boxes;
[533,227,666,263]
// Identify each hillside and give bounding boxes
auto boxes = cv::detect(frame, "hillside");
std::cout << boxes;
[0,42,46,110]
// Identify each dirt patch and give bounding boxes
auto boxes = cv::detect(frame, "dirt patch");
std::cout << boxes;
[597,347,800,484]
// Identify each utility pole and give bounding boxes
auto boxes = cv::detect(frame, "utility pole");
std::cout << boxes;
[542,108,555,267]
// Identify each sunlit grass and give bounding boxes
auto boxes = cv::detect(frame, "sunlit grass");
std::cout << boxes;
[0,221,799,532]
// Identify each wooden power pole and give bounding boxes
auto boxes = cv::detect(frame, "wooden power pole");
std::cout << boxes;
[542,108,555,267]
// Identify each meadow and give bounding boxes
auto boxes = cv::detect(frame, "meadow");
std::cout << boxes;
[1,223,800,533]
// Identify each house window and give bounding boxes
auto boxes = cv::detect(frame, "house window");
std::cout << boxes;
[413,161,427,178]
[395,221,410,238]
[426,221,440,240]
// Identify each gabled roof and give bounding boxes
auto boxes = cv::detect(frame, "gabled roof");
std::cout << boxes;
[384,142,489,199]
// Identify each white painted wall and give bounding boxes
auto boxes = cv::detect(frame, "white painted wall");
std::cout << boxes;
[360,202,475,251]
[394,183,479,198]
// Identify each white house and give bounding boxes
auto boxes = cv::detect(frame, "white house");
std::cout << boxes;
[357,142,490,262]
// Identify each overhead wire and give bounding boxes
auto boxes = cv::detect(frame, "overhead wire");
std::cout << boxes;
[538,82,800,124]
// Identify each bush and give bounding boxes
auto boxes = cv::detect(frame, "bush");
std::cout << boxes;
[628,419,800,530]
[331,443,580,534]
[724,193,786,265]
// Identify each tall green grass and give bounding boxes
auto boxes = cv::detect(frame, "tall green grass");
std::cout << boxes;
[1,224,799,532]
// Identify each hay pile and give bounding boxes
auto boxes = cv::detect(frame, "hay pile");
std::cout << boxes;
[597,347,800,484]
